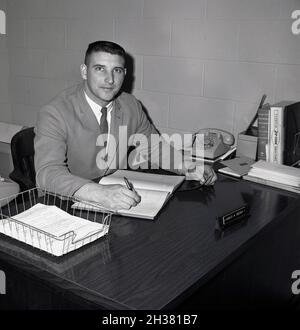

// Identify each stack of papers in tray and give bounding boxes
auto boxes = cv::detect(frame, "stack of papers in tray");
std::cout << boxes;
[244,160,300,193]
[0,203,109,256]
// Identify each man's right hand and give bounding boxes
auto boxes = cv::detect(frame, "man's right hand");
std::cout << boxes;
[74,182,141,211]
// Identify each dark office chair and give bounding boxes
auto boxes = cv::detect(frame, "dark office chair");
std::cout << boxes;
[9,127,36,191]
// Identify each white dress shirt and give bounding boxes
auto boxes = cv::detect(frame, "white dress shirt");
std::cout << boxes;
[84,92,113,151]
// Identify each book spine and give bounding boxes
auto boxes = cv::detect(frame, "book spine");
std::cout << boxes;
[257,105,270,161]
[269,106,284,164]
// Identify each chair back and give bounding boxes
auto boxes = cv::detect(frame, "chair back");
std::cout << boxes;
[9,127,36,191]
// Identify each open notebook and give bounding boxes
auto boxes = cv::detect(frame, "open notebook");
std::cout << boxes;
[72,170,185,220]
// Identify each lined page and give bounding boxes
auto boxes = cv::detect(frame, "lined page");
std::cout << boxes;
[72,188,170,219]
[117,189,170,219]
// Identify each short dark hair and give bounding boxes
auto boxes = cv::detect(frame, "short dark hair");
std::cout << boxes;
[84,40,126,65]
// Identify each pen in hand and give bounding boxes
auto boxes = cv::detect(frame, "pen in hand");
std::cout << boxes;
[124,177,141,207]
[124,176,134,191]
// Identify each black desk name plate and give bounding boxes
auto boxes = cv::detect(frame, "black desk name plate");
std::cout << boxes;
[217,204,249,229]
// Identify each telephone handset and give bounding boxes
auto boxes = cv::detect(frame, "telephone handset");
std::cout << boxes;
[192,128,235,159]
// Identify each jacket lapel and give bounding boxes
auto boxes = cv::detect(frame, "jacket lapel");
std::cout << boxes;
[76,84,101,132]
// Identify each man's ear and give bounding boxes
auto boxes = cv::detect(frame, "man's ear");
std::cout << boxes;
[80,64,87,80]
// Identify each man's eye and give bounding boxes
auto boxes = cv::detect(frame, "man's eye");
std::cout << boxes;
[114,68,124,74]
[95,66,105,72]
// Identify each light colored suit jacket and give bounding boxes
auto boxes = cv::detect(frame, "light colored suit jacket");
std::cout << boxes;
[34,83,159,197]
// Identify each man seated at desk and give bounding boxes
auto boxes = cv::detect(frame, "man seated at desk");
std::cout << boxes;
[34,40,217,211]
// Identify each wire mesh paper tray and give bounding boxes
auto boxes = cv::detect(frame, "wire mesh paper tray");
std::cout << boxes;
[0,188,112,257]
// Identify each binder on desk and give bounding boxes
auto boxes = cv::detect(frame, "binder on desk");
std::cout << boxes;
[219,156,255,177]
[72,170,185,220]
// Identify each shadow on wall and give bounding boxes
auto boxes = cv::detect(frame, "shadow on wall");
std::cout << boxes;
[123,52,157,131]
[123,52,135,94]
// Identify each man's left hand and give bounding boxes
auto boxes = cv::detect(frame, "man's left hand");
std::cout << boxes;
[185,163,217,185]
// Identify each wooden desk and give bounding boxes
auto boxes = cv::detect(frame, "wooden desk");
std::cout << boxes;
[0,175,300,310]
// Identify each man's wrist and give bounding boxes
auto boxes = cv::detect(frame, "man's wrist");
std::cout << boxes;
[74,182,102,201]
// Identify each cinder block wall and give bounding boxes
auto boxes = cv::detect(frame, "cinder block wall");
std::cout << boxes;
[5,0,300,139]
[0,0,13,177]
[0,0,10,123]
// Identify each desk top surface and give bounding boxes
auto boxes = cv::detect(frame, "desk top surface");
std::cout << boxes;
[0,175,298,310]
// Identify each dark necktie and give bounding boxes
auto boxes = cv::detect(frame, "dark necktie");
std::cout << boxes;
[100,106,108,135]
[99,106,108,162]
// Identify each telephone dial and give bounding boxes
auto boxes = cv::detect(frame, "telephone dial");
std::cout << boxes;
[192,128,235,159]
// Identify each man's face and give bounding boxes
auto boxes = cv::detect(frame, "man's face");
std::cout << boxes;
[80,51,126,106]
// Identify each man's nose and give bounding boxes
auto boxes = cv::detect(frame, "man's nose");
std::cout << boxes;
[105,71,114,84]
